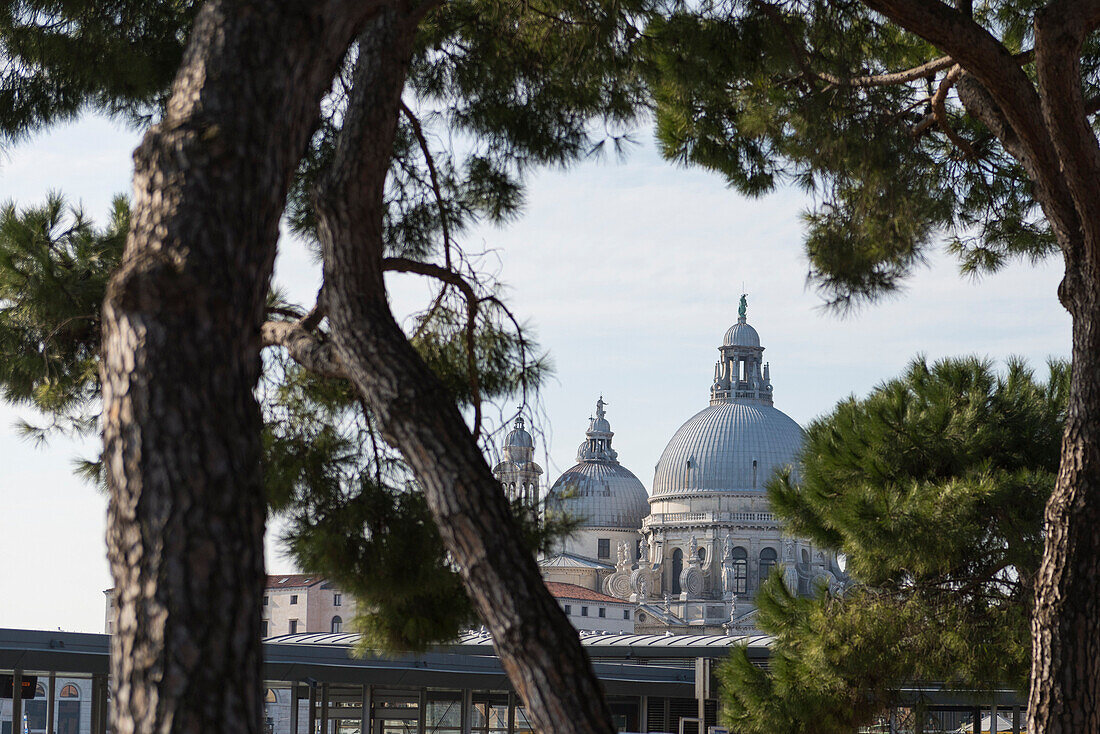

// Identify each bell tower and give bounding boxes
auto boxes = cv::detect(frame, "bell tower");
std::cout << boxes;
[492,416,543,511]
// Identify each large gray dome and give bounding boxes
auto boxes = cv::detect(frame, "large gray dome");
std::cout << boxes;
[549,398,649,529]
[651,401,803,497]
[654,311,803,497]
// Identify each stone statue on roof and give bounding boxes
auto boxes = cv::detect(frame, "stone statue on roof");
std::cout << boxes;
[738,293,748,320]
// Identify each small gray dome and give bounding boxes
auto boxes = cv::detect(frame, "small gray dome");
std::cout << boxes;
[652,401,803,497]
[549,398,649,529]
[550,462,649,529]
[505,417,534,448]
[724,320,760,347]
[503,416,535,462]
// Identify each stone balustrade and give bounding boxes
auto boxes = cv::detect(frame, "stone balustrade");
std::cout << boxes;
[643,510,777,527]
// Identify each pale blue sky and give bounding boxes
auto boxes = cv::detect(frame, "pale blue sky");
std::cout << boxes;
[0,114,1070,633]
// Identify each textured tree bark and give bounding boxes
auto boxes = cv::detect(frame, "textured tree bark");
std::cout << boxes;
[313,9,616,733]
[1028,258,1100,733]
[100,2,375,732]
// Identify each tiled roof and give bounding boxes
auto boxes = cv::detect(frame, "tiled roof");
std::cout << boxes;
[265,574,324,589]
[545,581,626,604]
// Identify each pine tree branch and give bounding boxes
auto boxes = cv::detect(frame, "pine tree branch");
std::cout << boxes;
[1034,0,1100,262]
[313,12,616,728]
[382,256,482,437]
[261,320,346,380]
[818,55,956,88]
[751,1,955,89]
[301,284,326,331]
[398,101,453,271]
[860,0,1080,255]
[411,285,449,341]
[382,256,477,303]
[930,65,977,159]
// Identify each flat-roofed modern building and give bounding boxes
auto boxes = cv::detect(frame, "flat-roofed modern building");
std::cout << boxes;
[0,627,1028,734]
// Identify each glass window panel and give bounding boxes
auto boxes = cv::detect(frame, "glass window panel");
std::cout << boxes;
[58,701,80,734]
[487,702,508,731]
[515,707,535,734]
[25,700,46,730]
[470,702,488,728]
[427,699,462,727]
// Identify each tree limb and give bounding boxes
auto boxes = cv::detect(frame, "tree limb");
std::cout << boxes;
[313,10,616,731]
[860,0,1080,252]
[382,255,482,437]
[1034,0,1100,265]
[819,55,955,88]
[930,64,977,159]
[300,284,326,331]
[399,101,453,271]
[261,320,346,380]
[383,256,477,302]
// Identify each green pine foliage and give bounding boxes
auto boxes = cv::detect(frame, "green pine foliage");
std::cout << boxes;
[719,357,1068,733]
[0,2,198,136]
[0,193,126,443]
[643,2,1060,307]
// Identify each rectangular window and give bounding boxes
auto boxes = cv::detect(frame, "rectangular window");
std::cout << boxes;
[24,701,45,730]
[262,595,269,606]
[623,609,630,620]
[563,604,571,615]
[333,593,342,606]
[289,594,298,605]
[58,701,80,734]
[598,607,606,618]
[581,606,588,617]
[288,619,298,634]
[261,620,269,637]
[597,538,611,559]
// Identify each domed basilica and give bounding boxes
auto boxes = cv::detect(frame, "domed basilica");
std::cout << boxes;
[493,301,846,633]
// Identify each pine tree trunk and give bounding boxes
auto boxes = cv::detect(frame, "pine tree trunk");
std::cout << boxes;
[100,3,373,732]
[1028,262,1100,734]
[314,12,616,734]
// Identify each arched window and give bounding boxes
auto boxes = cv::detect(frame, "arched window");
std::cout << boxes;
[331,616,342,633]
[801,548,810,564]
[731,546,748,594]
[60,684,80,698]
[35,683,46,698]
[264,688,278,704]
[759,547,778,585]
[696,546,706,564]
[671,548,684,594]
